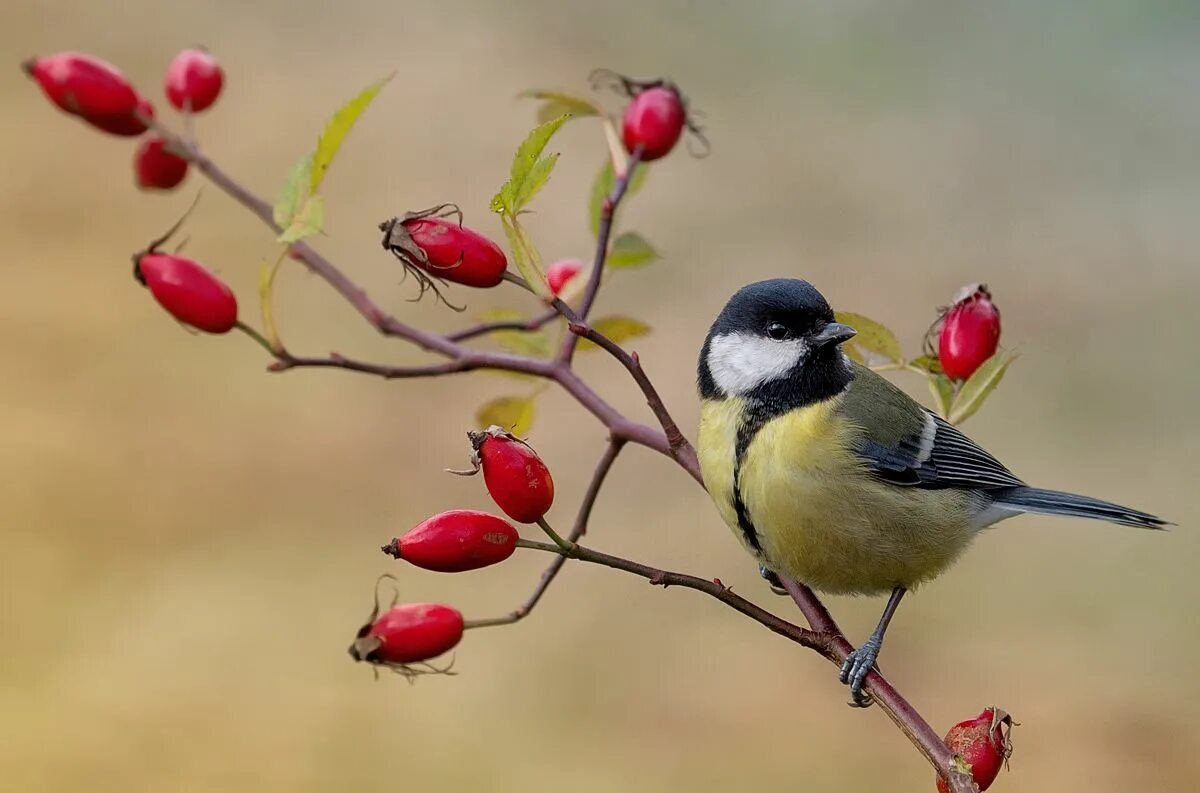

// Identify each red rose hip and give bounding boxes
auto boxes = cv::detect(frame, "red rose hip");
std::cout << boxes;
[456,426,554,524]
[382,510,518,573]
[937,283,1001,381]
[165,48,224,112]
[622,85,687,161]
[134,136,188,190]
[546,259,584,297]
[134,253,238,333]
[350,602,464,666]
[23,52,149,135]
[936,707,1014,793]
[380,205,507,293]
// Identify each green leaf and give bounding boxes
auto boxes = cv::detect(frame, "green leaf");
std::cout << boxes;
[578,316,651,351]
[277,194,325,244]
[481,309,552,357]
[492,114,570,214]
[310,73,394,194]
[927,373,954,418]
[477,395,535,436]
[273,155,312,228]
[518,89,601,124]
[607,232,659,268]
[499,215,549,297]
[588,159,650,236]
[835,311,902,365]
[907,354,943,376]
[947,351,1018,426]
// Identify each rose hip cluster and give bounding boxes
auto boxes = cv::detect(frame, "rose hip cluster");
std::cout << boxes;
[24,49,223,190]
[350,427,555,675]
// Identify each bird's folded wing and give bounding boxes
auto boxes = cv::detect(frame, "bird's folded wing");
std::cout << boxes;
[841,364,1024,491]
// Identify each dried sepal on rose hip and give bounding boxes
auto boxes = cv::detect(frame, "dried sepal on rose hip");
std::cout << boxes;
[936,707,1015,793]
[926,283,1002,382]
[22,52,152,136]
[382,510,519,573]
[165,48,224,113]
[450,425,555,524]
[130,203,237,334]
[348,577,462,680]
[378,204,508,309]
[590,68,708,161]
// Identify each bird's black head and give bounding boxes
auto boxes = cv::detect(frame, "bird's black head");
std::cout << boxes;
[697,278,857,404]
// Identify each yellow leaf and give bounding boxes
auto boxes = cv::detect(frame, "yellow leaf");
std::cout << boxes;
[518,89,601,124]
[480,309,552,357]
[311,73,394,194]
[836,311,902,364]
[578,316,650,351]
[273,155,311,228]
[947,351,1018,426]
[607,232,659,268]
[500,215,549,298]
[477,395,535,436]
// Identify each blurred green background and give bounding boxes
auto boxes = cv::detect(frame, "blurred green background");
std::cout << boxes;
[3,1,1197,791]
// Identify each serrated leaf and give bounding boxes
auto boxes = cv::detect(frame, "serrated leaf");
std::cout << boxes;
[277,194,325,244]
[273,155,312,228]
[578,316,651,351]
[928,373,954,418]
[588,159,650,236]
[947,351,1018,426]
[512,153,559,211]
[907,354,943,376]
[607,232,659,268]
[493,114,570,214]
[310,73,393,194]
[836,311,902,364]
[500,215,549,297]
[519,90,601,124]
[481,309,552,357]
[477,395,535,436]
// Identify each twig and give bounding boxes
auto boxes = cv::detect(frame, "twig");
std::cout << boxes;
[460,439,625,629]
[558,147,644,365]
[447,308,560,342]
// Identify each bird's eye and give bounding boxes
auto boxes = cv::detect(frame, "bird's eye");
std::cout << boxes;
[766,322,790,340]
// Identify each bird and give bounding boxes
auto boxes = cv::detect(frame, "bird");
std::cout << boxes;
[695,278,1168,704]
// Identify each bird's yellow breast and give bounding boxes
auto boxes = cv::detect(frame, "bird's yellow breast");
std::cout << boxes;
[698,396,976,595]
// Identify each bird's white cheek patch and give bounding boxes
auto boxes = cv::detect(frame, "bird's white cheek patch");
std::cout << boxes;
[707,332,806,395]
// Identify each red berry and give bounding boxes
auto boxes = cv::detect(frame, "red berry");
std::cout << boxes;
[88,94,155,136]
[462,426,554,524]
[937,284,1001,381]
[382,510,518,573]
[936,707,1014,793]
[134,253,238,333]
[622,86,686,161]
[23,52,149,135]
[380,207,508,291]
[165,48,224,112]
[350,602,464,666]
[546,259,584,297]
[134,136,188,190]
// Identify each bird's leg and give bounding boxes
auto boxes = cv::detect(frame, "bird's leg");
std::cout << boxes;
[758,564,788,596]
[839,586,906,707]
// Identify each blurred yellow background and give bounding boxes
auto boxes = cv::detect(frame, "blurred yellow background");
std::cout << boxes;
[3,2,1197,791]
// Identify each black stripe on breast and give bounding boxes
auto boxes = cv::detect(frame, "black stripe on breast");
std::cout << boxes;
[731,400,781,553]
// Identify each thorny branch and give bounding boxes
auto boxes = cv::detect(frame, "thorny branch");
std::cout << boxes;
[151,122,978,793]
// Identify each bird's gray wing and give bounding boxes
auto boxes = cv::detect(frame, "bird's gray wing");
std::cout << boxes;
[841,364,1025,491]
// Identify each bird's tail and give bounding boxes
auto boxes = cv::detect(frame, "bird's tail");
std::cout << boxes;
[991,486,1169,530]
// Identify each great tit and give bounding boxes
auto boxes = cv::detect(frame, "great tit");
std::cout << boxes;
[696,278,1167,704]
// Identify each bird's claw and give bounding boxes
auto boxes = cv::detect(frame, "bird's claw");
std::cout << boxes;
[758,564,788,596]
[839,635,882,707]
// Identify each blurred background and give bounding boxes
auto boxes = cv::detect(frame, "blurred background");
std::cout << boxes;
[3,1,1198,791]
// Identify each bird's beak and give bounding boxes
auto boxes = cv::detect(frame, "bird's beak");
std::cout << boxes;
[812,322,857,348]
